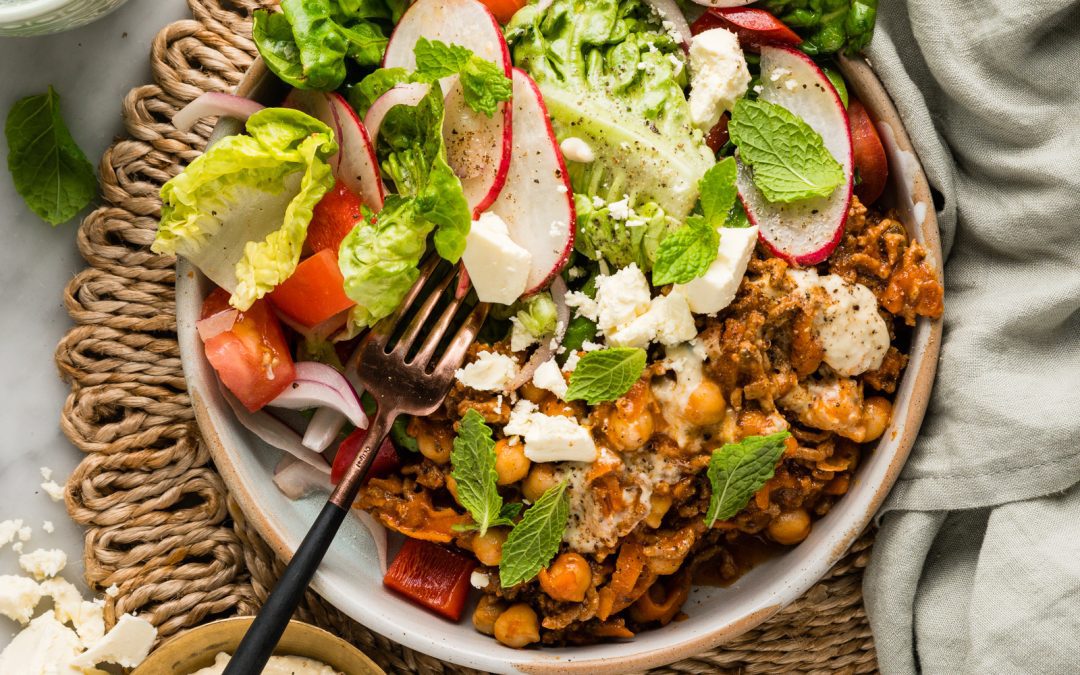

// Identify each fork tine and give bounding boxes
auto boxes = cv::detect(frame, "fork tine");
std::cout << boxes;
[411,282,471,368]
[434,302,489,376]
[371,255,441,340]
[392,266,457,356]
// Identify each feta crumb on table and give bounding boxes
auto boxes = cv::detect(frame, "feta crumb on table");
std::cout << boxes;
[19,548,67,580]
[40,480,64,502]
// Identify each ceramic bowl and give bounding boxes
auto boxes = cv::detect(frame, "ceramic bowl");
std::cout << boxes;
[0,0,128,37]
[175,57,943,674]
[132,617,384,674]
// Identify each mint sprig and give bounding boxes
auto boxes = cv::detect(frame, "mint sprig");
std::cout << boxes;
[5,87,96,225]
[450,410,519,535]
[413,38,512,117]
[705,432,791,527]
[698,157,739,230]
[729,98,844,203]
[564,348,647,405]
[651,216,719,286]
[499,480,570,588]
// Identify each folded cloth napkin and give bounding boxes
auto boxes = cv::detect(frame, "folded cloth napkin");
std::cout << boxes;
[862,1,1080,672]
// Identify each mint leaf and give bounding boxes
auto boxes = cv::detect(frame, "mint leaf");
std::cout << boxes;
[705,432,791,527]
[564,348,647,405]
[5,87,95,225]
[651,216,720,286]
[499,480,570,587]
[450,410,515,535]
[699,157,738,229]
[729,98,844,203]
[413,38,511,117]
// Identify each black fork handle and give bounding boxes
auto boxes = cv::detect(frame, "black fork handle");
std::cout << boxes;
[224,411,395,674]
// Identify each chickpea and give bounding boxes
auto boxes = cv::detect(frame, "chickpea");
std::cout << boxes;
[768,508,812,545]
[645,493,673,529]
[415,422,452,465]
[493,603,540,648]
[495,439,531,486]
[522,464,559,502]
[473,595,506,636]
[854,396,892,443]
[473,528,508,566]
[445,474,461,506]
[604,383,656,452]
[684,379,726,427]
[538,553,591,603]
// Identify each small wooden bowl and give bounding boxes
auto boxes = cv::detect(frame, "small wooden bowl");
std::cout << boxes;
[132,617,384,675]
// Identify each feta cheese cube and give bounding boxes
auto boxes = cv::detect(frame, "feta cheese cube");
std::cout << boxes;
[461,212,532,305]
[19,548,67,581]
[0,575,43,624]
[503,400,597,463]
[455,351,520,392]
[71,613,157,670]
[41,578,105,646]
[559,137,595,163]
[532,359,568,399]
[688,28,751,130]
[0,612,83,675]
[675,226,759,315]
[592,263,653,335]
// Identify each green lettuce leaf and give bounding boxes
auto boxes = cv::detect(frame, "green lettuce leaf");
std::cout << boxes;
[573,196,678,272]
[508,0,714,231]
[758,0,878,56]
[153,108,337,310]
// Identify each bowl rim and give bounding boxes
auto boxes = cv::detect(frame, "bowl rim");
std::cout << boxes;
[0,0,89,22]
[176,55,943,674]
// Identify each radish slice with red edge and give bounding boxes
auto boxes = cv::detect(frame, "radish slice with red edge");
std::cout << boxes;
[223,387,330,474]
[489,69,576,296]
[736,44,853,266]
[642,0,692,45]
[269,362,369,430]
[173,92,264,132]
[383,0,513,216]
[195,309,238,342]
[283,90,385,210]
[690,0,755,6]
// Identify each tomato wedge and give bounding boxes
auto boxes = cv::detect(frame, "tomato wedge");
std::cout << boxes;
[848,98,889,205]
[478,0,526,24]
[330,427,400,485]
[200,288,295,412]
[384,539,476,621]
[691,8,802,50]
[306,179,364,255]
[268,249,355,328]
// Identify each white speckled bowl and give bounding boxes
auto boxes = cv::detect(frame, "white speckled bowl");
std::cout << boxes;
[0,0,128,37]
[176,57,943,674]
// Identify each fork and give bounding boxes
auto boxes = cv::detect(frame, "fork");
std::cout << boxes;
[225,260,488,674]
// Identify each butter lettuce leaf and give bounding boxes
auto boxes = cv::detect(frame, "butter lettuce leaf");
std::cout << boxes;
[152,108,337,310]
[507,0,714,231]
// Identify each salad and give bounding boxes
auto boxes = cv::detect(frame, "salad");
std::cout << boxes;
[154,0,943,650]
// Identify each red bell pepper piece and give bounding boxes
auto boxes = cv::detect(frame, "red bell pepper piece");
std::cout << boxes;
[384,539,476,621]
[268,248,355,328]
[330,427,400,485]
[691,8,802,50]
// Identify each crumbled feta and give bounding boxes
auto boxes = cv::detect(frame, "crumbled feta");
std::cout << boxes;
[668,53,685,75]
[651,343,708,447]
[606,196,632,221]
[42,521,54,534]
[12,542,23,554]
[532,359,568,399]
[40,480,64,502]
[688,28,751,130]
[0,575,43,624]
[105,585,119,598]
[788,269,890,376]
[504,401,597,463]
[39,467,52,481]
[0,612,83,675]
[19,549,66,581]
[18,525,32,542]
[455,351,520,392]
[71,613,157,670]
[566,266,585,281]
[675,225,759,315]
[0,519,23,549]
[581,340,604,352]
[470,570,490,589]
[585,264,653,332]
[562,351,581,373]
[508,317,539,352]
[559,137,595,163]
[41,578,105,647]
[462,212,532,305]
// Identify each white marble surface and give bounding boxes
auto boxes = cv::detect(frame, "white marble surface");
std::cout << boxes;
[0,0,189,648]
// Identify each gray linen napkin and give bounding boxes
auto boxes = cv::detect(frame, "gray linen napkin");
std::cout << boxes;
[861,1,1080,672]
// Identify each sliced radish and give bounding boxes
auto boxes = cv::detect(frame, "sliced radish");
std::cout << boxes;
[363,82,431,144]
[488,69,575,295]
[690,0,755,6]
[283,90,385,210]
[736,45,853,266]
[383,0,512,216]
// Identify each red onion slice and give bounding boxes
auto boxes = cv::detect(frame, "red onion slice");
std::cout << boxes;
[196,308,238,342]
[354,510,389,575]
[364,83,431,144]
[550,276,570,344]
[269,362,368,429]
[643,0,692,45]
[173,92,265,132]
[272,455,330,500]
[303,406,349,453]
[508,278,571,390]
[223,389,330,474]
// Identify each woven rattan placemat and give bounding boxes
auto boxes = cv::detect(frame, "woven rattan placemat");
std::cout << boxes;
[53,1,878,672]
